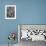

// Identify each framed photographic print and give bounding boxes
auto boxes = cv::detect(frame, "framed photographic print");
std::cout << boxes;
[5,5,16,19]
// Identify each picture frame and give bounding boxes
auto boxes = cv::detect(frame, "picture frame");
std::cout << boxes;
[5,5,16,19]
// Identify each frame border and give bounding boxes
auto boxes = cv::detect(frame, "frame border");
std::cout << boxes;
[5,5,16,19]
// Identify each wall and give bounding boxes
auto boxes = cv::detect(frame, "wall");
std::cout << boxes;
[0,0,46,44]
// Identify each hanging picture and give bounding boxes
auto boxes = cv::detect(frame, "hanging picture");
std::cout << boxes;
[5,5,16,19]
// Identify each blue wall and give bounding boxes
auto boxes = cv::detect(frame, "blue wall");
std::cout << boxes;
[0,0,46,44]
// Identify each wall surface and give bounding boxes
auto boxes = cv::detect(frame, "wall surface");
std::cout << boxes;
[0,0,46,44]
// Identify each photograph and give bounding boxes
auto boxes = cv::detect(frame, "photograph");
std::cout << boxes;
[5,5,16,19]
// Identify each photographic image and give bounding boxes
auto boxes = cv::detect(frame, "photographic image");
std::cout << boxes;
[5,5,16,19]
